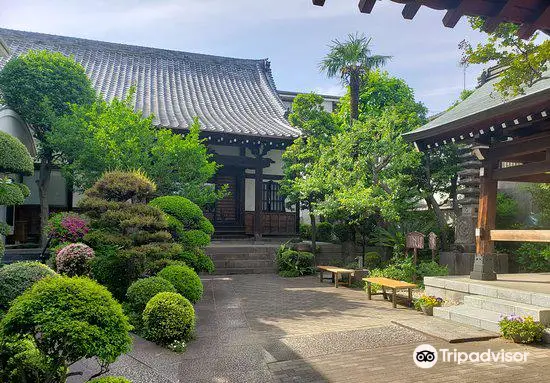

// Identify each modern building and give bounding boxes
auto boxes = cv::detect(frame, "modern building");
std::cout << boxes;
[0,28,342,246]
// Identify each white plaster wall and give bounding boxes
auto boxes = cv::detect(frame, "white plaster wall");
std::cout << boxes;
[245,178,255,211]
[23,170,67,206]
[264,149,284,176]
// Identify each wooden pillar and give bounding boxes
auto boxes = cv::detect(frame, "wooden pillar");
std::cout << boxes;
[471,162,497,280]
[254,162,263,239]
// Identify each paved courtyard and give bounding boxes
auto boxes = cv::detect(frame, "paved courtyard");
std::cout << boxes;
[73,274,550,382]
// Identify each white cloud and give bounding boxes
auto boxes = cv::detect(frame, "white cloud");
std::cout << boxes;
[313,84,345,96]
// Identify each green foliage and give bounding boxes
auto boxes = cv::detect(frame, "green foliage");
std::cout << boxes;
[198,216,215,236]
[499,315,545,344]
[461,17,550,97]
[1,276,132,380]
[144,259,187,276]
[0,334,64,383]
[276,247,315,277]
[80,171,181,300]
[157,265,203,304]
[496,192,520,229]
[0,182,29,206]
[89,377,132,383]
[368,258,447,288]
[49,92,221,204]
[0,131,34,175]
[333,222,353,242]
[364,251,381,269]
[180,229,211,247]
[142,292,195,345]
[316,222,333,242]
[514,243,550,272]
[149,196,204,227]
[0,261,56,309]
[176,249,215,273]
[299,223,312,240]
[126,276,177,317]
[528,184,550,227]
[0,50,95,139]
[45,212,90,247]
[413,295,443,310]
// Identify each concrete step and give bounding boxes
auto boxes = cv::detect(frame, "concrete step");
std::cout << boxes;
[208,252,276,261]
[213,268,275,275]
[434,305,501,333]
[464,295,550,325]
[213,259,275,269]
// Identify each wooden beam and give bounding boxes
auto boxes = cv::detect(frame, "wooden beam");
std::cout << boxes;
[476,162,497,256]
[488,133,550,161]
[482,0,518,33]
[519,2,550,39]
[402,3,421,19]
[254,161,263,238]
[442,1,464,28]
[502,173,550,183]
[492,159,550,180]
[490,230,550,243]
[358,0,376,14]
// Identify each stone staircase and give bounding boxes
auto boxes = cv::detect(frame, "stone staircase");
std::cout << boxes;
[205,242,280,274]
[432,282,550,340]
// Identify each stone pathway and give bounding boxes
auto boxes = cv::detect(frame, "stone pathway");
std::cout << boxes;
[72,275,550,383]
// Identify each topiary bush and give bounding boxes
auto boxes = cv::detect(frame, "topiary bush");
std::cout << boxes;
[194,250,215,273]
[157,265,203,304]
[0,131,34,176]
[126,276,176,315]
[0,334,64,383]
[0,261,56,309]
[89,377,132,383]
[149,196,203,227]
[56,242,95,276]
[316,222,333,242]
[1,276,132,382]
[144,259,187,276]
[180,229,211,247]
[46,212,90,247]
[142,292,195,345]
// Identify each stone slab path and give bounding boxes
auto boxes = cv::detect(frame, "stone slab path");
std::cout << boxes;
[72,275,550,383]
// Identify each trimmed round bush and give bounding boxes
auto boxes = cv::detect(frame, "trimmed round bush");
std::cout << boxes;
[0,183,29,206]
[144,259,187,276]
[126,276,176,314]
[158,265,203,304]
[195,251,215,273]
[0,261,56,309]
[0,131,34,175]
[89,376,132,383]
[180,229,211,247]
[1,276,132,372]
[142,292,195,345]
[86,170,156,202]
[198,217,215,235]
[149,196,203,227]
[56,242,95,276]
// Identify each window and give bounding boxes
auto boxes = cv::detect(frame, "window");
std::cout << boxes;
[262,181,285,212]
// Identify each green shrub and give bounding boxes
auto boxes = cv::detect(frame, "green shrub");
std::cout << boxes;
[499,314,545,344]
[1,276,132,381]
[276,249,314,276]
[45,212,90,247]
[91,249,133,301]
[142,292,195,345]
[85,170,156,202]
[198,216,215,235]
[496,192,520,229]
[149,196,203,227]
[145,259,187,276]
[0,335,64,383]
[515,243,550,272]
[364,252,381,269]
[316,222,333,242]
[333,222,353,242]
[89,377,132,383]
[367,258,447,290]
[180,229,211,247]
[158,265,203,303]
[194,251,215,273]
[299,224,312,240]
[0,131,34,175]
[126,276,176,315]
[0,183,30,206]
[0,261,56,309]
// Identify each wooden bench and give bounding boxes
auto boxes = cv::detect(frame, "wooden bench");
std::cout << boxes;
[317,266,355,288]
[363,277,417,308]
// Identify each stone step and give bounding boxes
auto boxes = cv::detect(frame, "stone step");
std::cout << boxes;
[433,305,501,333]
[206,246,277,255]
[464,295,550,325]
[208,252,276,261]
[213,267,275,275]
[213,259,275,269]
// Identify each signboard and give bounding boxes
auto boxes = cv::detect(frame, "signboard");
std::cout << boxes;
[406,232,425,250]
[428,232,438,250]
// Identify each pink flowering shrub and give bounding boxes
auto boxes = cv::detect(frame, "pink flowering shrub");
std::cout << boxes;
[46,212,89,246]
[56,243,95,276]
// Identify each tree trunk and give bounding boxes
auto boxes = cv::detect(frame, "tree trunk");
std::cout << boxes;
[349,71,360,123]
[38,153,52,248]
[425,194,449,251]
[309,212,317,264]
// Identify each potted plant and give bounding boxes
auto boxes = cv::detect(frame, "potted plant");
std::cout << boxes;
[414,295,443,316]
[499,314,546,344]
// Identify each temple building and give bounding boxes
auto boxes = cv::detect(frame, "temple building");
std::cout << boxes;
[0,28,336,245]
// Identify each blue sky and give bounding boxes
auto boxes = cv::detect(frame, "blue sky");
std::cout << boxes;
[2,0,488,115]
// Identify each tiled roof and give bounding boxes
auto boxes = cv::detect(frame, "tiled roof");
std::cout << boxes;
[404,66,550,144]
[0,28,300,139]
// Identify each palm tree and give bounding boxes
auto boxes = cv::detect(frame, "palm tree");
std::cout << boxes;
[320,33,391,123]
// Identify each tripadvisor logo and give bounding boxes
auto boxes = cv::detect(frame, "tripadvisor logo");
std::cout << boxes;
[413,344,529,368]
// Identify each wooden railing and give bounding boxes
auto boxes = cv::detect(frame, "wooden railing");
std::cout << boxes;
[490,230,550,242]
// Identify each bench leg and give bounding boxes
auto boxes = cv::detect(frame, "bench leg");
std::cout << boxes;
[382,286,387,300]
[348,273,352,287]
[331,272,335,284]
[335,272,339,288]
[367,282,372,300]
[408,288,412,305]
[319,271,323,283]
[392,288,397,308]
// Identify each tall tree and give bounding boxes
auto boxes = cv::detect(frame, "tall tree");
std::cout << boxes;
[460,17,550,97]
[48,93,222,206]
[0,50,95,245]
[320,33,391,123]
[281,93,338,256]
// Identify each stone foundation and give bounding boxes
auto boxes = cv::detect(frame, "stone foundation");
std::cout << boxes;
[439,251,508,275]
